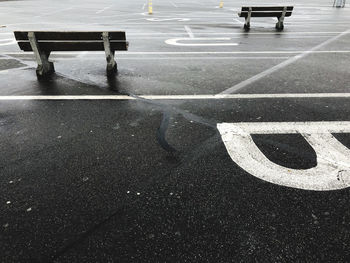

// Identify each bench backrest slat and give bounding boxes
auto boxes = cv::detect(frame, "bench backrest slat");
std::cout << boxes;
[14,31,128,52]
[14,31,126,41]
[241,6,293,11]
[17,41,128,52]
[239,6,293,17]
[239,11,293,17]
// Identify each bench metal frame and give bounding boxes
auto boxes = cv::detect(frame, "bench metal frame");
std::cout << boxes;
[28,32,55,77]
[244,7,252,30]
[102,32,117,74]
[275,7,287,30]
[333,0,346,7]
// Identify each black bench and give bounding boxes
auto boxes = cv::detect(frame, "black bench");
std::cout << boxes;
[238,6,293,30]
[14,31,129,78]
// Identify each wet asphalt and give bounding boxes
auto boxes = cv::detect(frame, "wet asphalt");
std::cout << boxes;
[1,0,350,262]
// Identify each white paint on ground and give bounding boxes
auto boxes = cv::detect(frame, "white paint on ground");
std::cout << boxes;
[52,56,290,61]
[0,66,32,74]
[233,18,244,24]
[169,1,178,8]
[217,122,350,191]
[33,7,74,18]
[219,29,350,94]
[124,32,347,35]
[146,18,191,22]
[0,93,350,100]
[165,38,239,46]
[77,51,88,58]
[96,5,112,14]
[0,39,16,46]
[3,50,350,56]
[184,26,194,38]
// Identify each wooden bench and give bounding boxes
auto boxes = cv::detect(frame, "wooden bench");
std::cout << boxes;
[238,6,294,30]
[14,31,129,78]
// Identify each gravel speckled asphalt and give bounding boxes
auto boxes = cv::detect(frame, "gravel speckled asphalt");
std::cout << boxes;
[0,0,350,262]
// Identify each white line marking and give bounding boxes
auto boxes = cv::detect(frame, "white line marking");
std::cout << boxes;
[170,1,178,8]
[124,32,349,35]
[218,122,350,191]
[4,51,350,56]
[0,93,350,101]
[184,26,194,38]
[220,29,350,94]
[1,31,346,36]
[165,38,239,46]
[96,5,112,14]
[125,50,350,55]
[146,18,191,22]
[77,51,88,58]
[233,18,244,24]
[0,39,16,46]
[0,66,31,74]
[223,122,350,134]
[52,56,290,61]
[113,36,337,39]
[33,7,73,18]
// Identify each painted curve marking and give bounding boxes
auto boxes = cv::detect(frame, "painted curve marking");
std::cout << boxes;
[165,38,239,46]
[217,121,350,191]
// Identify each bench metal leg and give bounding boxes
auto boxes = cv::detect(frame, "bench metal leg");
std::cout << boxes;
[102,32,117,76]
[335,0,346,7]
[244,7,252,30]
[276,7,287,30]
[27,32,55,78]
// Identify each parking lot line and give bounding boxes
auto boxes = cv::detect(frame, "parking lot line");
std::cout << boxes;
[0,93,349,101]
[52,56,290,60]
[95,5,113,14]
[33,7,74,18]
[184,26,194,38]
[2,51,350,56]
[220,29,350,94]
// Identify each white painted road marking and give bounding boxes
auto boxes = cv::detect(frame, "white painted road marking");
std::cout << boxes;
[52,56,290,61]
[165,38,239,46]
[217,122,350,191]
[3,51,350,56]
[146,18,191,22]
[220,29,350,94]
[0,93,350,100]
[0,39,16,46]
[184,26,194,38]
[169,1,178,8]
[96,5,113,14]
[33,7,74,18]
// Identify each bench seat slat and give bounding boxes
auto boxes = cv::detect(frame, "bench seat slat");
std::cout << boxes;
[18,41,128,52]
[241,6,293,11]
[14,31,126,41]
[239,11,293,18]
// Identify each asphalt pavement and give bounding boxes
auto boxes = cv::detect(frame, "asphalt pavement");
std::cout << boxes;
[0,0,350,262]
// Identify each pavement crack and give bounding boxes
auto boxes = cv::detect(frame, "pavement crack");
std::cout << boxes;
[48,206,127,263]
